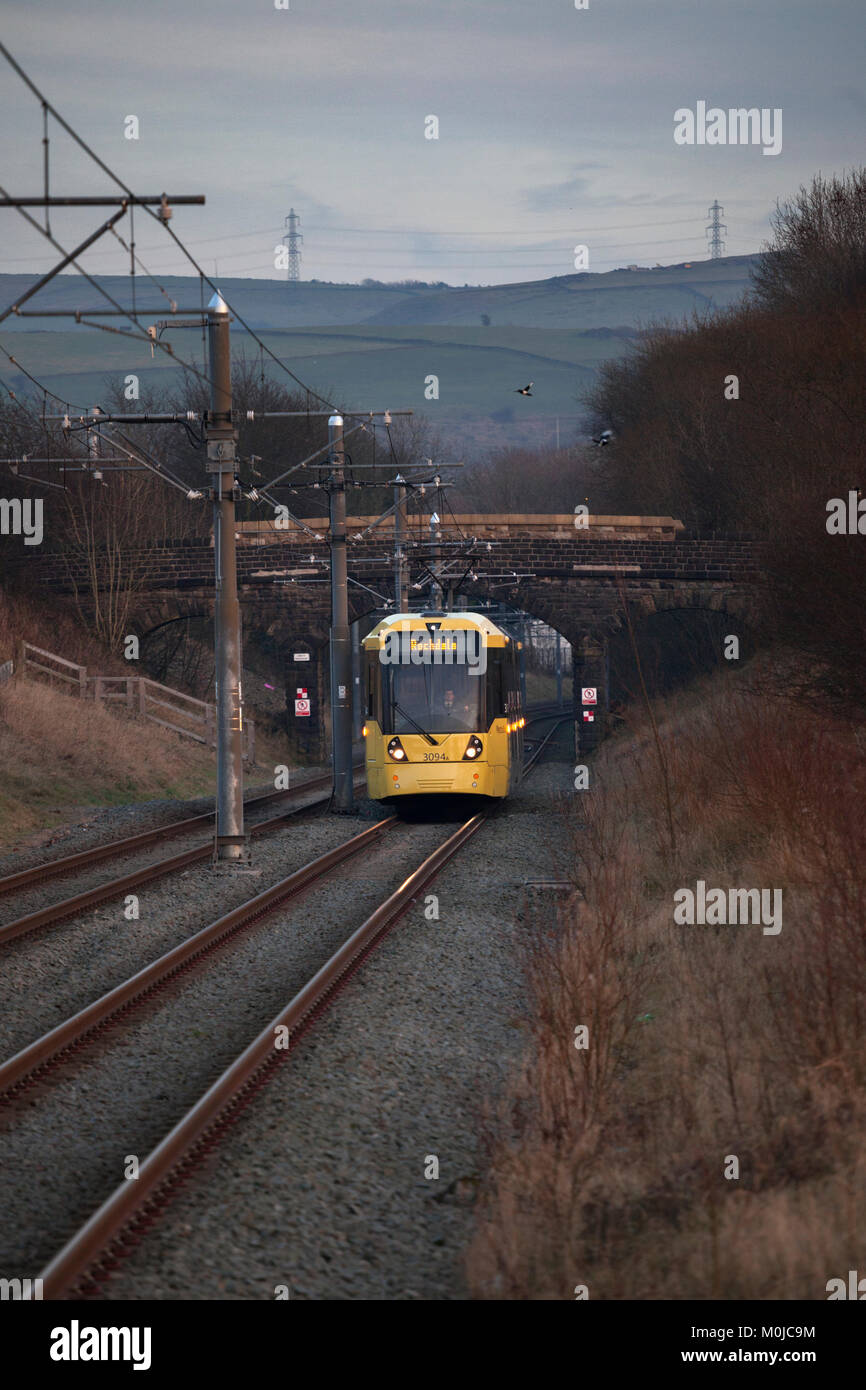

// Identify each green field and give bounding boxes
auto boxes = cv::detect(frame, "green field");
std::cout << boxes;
[0,256,756,452]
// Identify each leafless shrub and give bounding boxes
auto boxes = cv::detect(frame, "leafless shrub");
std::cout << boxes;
[467,670,866,1299]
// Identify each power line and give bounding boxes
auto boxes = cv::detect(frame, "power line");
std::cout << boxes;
[149,219,340,410]
[0,213,716,263]
[94,232,714,270]
[297,215,712,237]
[0,339,90,411]
[0,42,340,414]
[1,336,204,497]
[0,368,105,486]
[0,179,222,397]
[6,231,719,273]
[98,425,193,495]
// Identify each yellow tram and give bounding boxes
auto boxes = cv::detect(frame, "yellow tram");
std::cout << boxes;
[362,611,525,800]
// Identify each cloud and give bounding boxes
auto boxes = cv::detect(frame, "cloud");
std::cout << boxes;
[0,0,862,284]
[523,176,594,213]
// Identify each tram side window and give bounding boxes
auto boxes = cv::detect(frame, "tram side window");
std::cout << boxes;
[485,649,506,723]
[365,650,381,723]
[505,644,515,711]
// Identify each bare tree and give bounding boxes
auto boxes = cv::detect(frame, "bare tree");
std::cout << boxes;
[460,442,604,514]
[585,167,866,707]
[59,473,151,649]
[752,167,866,313]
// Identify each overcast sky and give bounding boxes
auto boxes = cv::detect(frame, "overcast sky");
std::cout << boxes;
[1,0,863,285]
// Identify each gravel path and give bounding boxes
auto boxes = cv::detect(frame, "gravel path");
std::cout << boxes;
[0,729,575,1299]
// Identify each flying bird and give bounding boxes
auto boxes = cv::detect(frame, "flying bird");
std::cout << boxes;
[514,382,533,396]
[591,429,614,446]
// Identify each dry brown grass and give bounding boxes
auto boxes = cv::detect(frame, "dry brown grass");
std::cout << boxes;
[0,677,287,847]
[0,678,217,845]
[467,667,866,1299]
[0,588,291,845]
[0,588,128,675]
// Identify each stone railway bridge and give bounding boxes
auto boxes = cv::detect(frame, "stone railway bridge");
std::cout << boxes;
[24,514,763,754]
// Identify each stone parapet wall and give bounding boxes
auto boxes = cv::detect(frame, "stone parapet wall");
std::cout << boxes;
[233,514,686,544]
[23,534,761,595]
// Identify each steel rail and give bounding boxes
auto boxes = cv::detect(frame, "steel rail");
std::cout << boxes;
[0,818,399,1098]
[0,711,565,941]
[34,718,566,1298]
[0,769,367,948]
[0,705,564,901]
[0,768,345,897]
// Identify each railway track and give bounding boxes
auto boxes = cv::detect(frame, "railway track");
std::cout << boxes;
[0,705,569,948]
[1,710,566,1299]
[0,765,367,948]
[0,764,360,899]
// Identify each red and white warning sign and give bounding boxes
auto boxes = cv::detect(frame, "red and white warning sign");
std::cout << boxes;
[296,687,307,699]
[295,698,311,717]
[582,710,595,723]
[581,687,598,705]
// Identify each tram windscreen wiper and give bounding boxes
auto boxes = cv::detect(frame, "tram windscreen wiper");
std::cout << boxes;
[393,702,439,746]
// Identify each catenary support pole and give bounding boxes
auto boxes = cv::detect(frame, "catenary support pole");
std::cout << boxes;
[429,511,442,607]
[206,290,246,863]
[329,415,354,811]
[393,475,408,611]
[87,406,100,475]
[351,619,362,741]
[556,630,563,706]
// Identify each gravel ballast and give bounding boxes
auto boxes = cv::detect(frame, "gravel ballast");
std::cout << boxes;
[0,783,371,1056]
[0,740,574,1299]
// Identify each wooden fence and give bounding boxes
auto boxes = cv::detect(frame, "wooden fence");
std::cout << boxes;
[17,643,255,761]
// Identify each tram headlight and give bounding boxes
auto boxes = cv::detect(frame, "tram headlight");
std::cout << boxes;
[387,736,407,761]
[462,735,483,760]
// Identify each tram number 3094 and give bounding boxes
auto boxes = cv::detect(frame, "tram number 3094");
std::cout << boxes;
[424,752,449,761]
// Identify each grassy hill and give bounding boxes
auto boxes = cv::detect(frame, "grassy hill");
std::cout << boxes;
[0,255,756,453]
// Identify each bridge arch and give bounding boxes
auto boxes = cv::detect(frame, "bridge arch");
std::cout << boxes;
[25,520,762,758]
